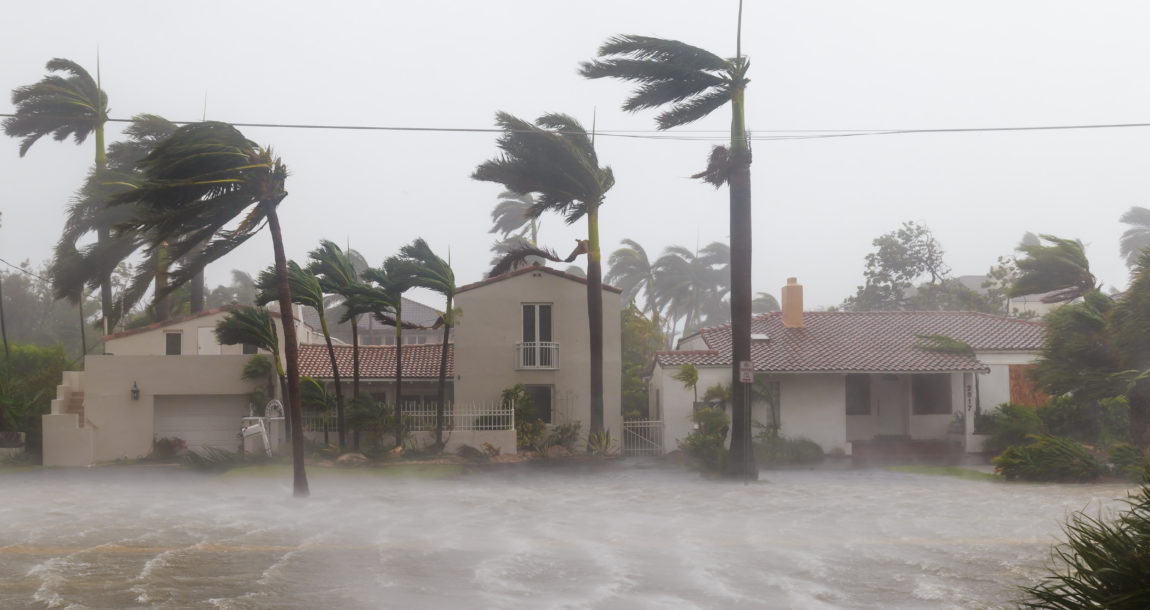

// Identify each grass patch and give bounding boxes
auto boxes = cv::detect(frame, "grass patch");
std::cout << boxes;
[888,465,1002,482]
[219,463,465,479]
[0,465,41,475]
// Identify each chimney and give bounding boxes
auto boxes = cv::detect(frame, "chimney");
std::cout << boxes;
[781,277,804,328]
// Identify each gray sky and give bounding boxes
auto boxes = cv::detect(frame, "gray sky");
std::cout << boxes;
[3,0,1148,311]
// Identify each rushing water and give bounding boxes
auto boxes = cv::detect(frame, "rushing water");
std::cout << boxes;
[0,464,1134,609]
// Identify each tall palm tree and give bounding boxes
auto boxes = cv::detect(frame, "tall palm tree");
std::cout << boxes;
[4,58,115,328]
[473,112,616,437]
[112,121,308,497]
[392,238,456,448]
[490,191,539,243]
[215,305,285,400]
[654,243,729,336]
[1120,206,1150,269]
[1008,234,1097,304]
[308,240,365,401]
[581,3,758,478]
[606,238,658,315]
[255,260,347,448]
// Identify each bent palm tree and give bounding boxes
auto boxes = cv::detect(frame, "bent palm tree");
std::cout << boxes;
[473,112,615,438]
[606,239,658,315]
[490,191,539,243]
[5,57,115,327]
[1120,206,1150,269]
[256,260,346,448]
[392,239,457,448]
[215,305,285,400]
[308,241,365,402]
[581,5,757,477]
[1008,235,1097,304]
[112,121,308,497]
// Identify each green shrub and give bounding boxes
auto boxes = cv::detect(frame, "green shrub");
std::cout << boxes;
[587,429,617,456]
[754,432,824,467]
[993,435,1103,482]
[546,422,582,453]
[983,403,1045,456]
[502,384,544,450]
[1019,477,1150,608]
[678,407,729,473]
[1039,395,1131,449]
[1108,444,1149,481]
[1098,396,1132,448]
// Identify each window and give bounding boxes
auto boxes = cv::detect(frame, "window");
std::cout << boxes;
[846,374,871,415]
[760,380,781,432]
[520,304,555,368]
[242,343,259,355]
[912,374,952,414]
[165,332,182,355]
[525,385,553,424]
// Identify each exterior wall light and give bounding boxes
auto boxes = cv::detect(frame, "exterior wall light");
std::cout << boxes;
[131,381,140,401]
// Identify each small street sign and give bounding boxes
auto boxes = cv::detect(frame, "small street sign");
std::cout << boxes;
[739,360,754,383]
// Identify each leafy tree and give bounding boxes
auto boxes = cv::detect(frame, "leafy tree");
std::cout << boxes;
[673,362,700,403]
[582,2,757,478]
[0,261,91,358]
[113,121,308,497]
[473,112,615,438]
[5,58,114,326]
[621,304,664,418]
[0,343,72,455]
[1120,205,1150,269]
[843,221,951,311]
[206,270,257,308]
[256,260,347,448]
[391,239,456,448]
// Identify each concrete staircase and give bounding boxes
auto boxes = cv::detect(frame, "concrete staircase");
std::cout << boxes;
[63,392,85,427]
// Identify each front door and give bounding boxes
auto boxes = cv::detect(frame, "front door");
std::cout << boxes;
[874,375,907,436]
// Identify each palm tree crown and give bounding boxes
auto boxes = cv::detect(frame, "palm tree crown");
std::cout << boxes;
[1009,234,1097,304]
[1120,206,1150,269]
[3,58,108,158]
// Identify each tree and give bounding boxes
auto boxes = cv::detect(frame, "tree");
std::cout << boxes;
[752,292,780,314]
[113,121,308,497]
[490,191,539,243]
[1120,206,1150,269]
[844,221,951,311]
[673,362,700,403]
[653,243,729,336]
[308,241,365,401]
[4,58,115,328]
[473,112,615,438]
[606,238,658,315]
[1009,235,1097,304]
[255,260,346,448]
[582,6,757,478]
[391,239,456,448]
[216,305,284,397]
[621,304,665,418]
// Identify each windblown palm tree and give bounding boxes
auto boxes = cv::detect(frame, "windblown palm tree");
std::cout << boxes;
[490,191,539,243]
[654,243,730,336]
[392,239,456,448]
[308,241,366,401]
[112,121,308,497]
[581,3,758,477]
[215,305,285,400]
[256,260,347,448]
[4,58,115,328]
[606,239,658,315]
[473,112,615,437]
[1120,206,1150,269]
[752,291,780,314]
[1008,235,1097,304]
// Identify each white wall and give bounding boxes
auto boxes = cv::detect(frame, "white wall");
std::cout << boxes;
[774,374,848,454]
[976,351,1039,412]
[652,363,728,450]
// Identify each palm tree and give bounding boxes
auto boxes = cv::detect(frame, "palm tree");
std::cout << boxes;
[606,239,658,315]
[308,241,365,401]
[1120,206,1150,269]
[581,2,757,477]
[255,260,347,448]
[673,363,700,403]
[4,58,115,328]
[1008,234,1097,304]
[112,121,308,497]
[752,291,780,314]
[392,239,456,448]
[654,243,729,336]
[490,191,539,243]
[473,112,616,438]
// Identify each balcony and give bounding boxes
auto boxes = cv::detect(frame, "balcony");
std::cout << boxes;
[516,341,559,369]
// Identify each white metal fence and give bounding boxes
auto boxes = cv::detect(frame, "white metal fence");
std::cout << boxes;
[301,401,515,433]
[516,341,559,369]
[623,419,665,456]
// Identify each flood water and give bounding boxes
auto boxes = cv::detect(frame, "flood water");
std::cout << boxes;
[0,465,1134,609]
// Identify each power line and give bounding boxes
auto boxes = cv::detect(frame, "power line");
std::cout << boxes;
[0,256,47,282]
[4,113,1150,142]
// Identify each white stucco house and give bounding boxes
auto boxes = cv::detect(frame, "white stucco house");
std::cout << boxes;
[650,279,1047,456]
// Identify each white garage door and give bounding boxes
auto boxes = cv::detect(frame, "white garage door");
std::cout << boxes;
[154,395,248,452]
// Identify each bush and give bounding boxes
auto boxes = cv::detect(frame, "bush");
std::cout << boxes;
[152,436,186,459]
[754,431,824,467]
[1019,476,1150,608]
[546,422,582,453]
[982,403,1045,456]
[1039,395,1131,449]
[1109,444,1149,481]
[502,384,544,450]
[678,407,729,473]
[993,435,1104,482]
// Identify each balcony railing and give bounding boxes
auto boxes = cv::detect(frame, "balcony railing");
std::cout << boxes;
[517,341,559,369]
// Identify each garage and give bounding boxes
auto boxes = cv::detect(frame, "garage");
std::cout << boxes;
[154,395,249,452]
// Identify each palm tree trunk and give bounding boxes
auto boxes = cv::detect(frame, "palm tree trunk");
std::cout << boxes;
[190,269,205,314]
[155,242,170,322]
[435,298,451,448]
[722,77,758,481]
[78,299,87,358]
[95,127,114,336]
[319,313,346,447]
[0,274,9,359]
[265,201,309,497]
[394,310,404,449]
[587,205,605,437]
[351,318,360,398]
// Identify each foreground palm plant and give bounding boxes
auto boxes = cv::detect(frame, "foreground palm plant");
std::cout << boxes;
[581,2,758,477]
[473,112,615,438]
[113,121,308,496]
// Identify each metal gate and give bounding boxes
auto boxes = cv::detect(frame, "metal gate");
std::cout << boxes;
[622,420,664,456]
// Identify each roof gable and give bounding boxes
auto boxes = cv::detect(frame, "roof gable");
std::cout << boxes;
[457,264,622,294]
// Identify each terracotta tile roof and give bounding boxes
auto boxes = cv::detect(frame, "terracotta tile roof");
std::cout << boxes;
[104,304,243,340]
[656,311,1045,373]
[299,296,443,332]
[297,343,453,379]
[457,263,622,294]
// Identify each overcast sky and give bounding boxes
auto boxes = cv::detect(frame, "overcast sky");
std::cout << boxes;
[3,1,1149,312]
